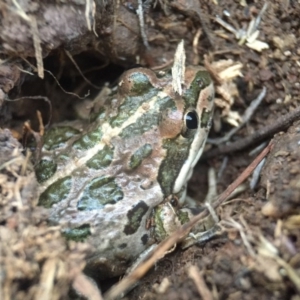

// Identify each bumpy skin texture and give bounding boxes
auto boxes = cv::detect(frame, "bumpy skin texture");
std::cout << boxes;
[36,67,214,278]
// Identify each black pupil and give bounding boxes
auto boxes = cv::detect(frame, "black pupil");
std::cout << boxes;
[185,111,198,129]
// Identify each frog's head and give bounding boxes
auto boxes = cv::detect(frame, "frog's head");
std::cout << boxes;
[113,66,214,203]
[157,66,214,203]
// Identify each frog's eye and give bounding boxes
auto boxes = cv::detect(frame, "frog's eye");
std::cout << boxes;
[170,196,179,207]
[181,109,199,138]
[185,111,198,129]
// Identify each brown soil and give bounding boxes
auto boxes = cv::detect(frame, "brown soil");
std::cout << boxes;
[1,1,300,299]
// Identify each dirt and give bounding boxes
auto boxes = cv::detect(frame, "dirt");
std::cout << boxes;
[1,1,300,299]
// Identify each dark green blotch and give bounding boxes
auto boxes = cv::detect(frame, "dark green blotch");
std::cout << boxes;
[43,127,80,150]
[123,201,149,235]
[129,143,152,169]
[119,111,158,138]
[38,176,72,208]
[177,210,190,225]
[157,136,193,197]
[77,176,123,211]
[62,224,91,242]
[200,108,212,128]
[119,96,174,139]
[141,234,149,245]
[184,70,211,107]
[110,73,159,128]
[73,127,102,150]
[35,159,57,183]
[86,145,114,169]
[153,206,167,241]
[128,71,153,95]
[118,243,127,249]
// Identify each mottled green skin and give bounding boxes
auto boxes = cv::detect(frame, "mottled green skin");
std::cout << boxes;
[62,224,91,242]
[77,176,124,210]
[183,70,211,107]
[73,127,103,150]
[129,144,153,169]
[43,126,80,151]
[35,66,215,279]
[38,176,72,208]
[110,72,159,128]
[119,96,175,139]
[158,137,196,196]
[123,201,149,235]
[86,145,114,169]
[35,160,57,183]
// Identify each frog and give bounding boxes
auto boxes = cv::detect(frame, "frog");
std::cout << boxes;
[35,64,215,279]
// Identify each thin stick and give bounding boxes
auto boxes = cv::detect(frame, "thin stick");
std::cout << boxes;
[202,106,300,159]
[188,265,214,300]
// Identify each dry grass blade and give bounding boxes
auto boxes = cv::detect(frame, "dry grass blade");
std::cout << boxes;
[172,40,185,95]
[73,273,103,300]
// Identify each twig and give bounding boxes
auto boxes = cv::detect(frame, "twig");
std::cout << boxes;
[202,105,300,159]
[103,141,273,300]
[37,110,44,136]
[17,55,89,99]
[192,28,202,65]
[187,265,214,300]
[73,272,103,300]
[249,157,266,190]
[136,0,149,48]
[34,258,57,300]
[6,96,52,128]
[65,50,103,89]
[221,218,256,257]
[208,87,266,145]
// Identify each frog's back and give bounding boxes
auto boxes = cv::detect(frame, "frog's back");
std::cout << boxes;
[35,68,176,276]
